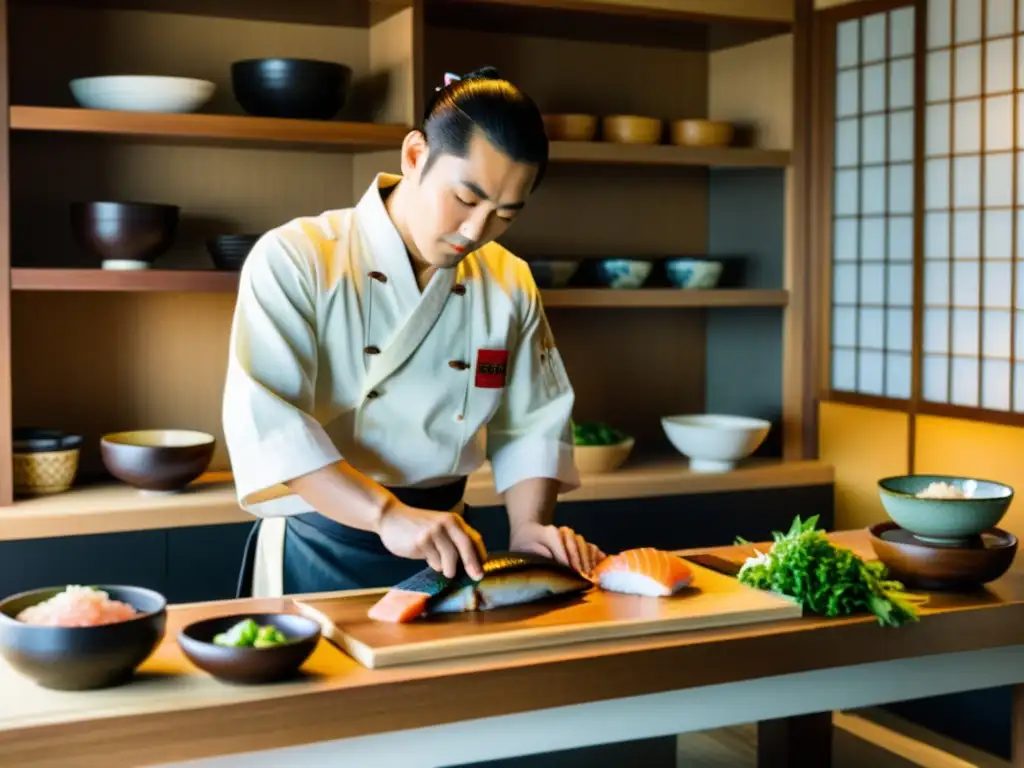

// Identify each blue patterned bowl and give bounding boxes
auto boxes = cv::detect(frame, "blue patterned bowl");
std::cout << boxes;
[529,260,579,288]
[594,259,652,289]
[665,258,723,289]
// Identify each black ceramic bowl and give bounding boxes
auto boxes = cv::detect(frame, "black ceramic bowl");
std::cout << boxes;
[231,58,352,120]
[0,585,167,691]
[178,613,321,685]
[12,428,83,454]
[70,201,180,265]
[206,234,261,271]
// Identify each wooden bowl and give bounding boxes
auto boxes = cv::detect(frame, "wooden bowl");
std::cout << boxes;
[542,114,597,141]
[670,119,734,147]
[70,201,180,270]
[100,429,215,493]
[178,613,321,684]
[574,439,634,474]
[868,521,1018,591]
[602,115,663,145]
[0,585,167,690]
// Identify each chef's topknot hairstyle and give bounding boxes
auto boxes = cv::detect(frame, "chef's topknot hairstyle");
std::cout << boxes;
[419,66,549,190]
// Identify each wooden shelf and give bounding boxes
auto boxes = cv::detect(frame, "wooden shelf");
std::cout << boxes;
[11,268,240,292]
[9,108,791,167]
[0,459,833,542]
[11,270,788,308]
[424,0,793,51]
[541,289,789,308]
[549,141,791,168]
[9,106,411,152]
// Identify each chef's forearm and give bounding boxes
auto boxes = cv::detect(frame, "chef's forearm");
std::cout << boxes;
[503,477,560,533]
[285,462,395,532]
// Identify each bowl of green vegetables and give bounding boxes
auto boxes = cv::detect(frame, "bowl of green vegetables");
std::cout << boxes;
[572,420,634,474]
[178,613,320,684]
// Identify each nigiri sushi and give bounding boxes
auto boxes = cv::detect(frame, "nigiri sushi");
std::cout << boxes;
[368,551,592,623]
[592,547,693,597]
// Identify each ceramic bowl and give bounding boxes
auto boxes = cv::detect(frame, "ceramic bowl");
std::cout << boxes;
[206,235,261,271]
[877,475,1013,545]
[231,58,352,120]
[661,414,771,472]
[542,114,597,141]
[13,428,83,454]
[178,613,321,684]
[529,260,579,288]
[869,522,1018,591]
[100,429,216,493]
[602,115,662,145]
[670,119,735,147]
[574,438,634,474]
[69,75,216,113]
[594,259,652,289]
[0,585,167,690]
[665,258,723,289]
[70,201,179,270]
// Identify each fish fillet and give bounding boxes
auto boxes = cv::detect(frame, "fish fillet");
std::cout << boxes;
[368,552,592,623]
[592,548,693,597]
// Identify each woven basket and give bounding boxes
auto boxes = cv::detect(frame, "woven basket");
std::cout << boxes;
[13,448,80,497]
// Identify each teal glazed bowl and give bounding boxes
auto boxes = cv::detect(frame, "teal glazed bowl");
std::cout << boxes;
[877,474,1014,545]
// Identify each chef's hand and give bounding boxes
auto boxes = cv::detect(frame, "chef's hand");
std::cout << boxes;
[509,522,605,576]
[377,499,487,580]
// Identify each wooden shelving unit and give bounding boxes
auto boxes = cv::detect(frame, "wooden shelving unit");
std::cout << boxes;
[0,0,817,539]
[10,269,790,308]
[10,106,790,168]
[0,459,834,542]
[9,106,411,151]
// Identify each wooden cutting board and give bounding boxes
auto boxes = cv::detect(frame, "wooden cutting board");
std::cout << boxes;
[293,559,802,669]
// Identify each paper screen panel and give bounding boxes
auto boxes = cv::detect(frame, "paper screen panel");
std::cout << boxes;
[829,7,916,399]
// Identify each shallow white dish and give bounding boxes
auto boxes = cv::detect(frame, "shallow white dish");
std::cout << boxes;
[661,414,771,472]
[69,76,216,113]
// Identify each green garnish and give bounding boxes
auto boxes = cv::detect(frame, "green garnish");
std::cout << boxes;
[213,618,290,648]
[572,420,628,446]
[736,515,927,627]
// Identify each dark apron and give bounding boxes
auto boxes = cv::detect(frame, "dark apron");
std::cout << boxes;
[236,477,469,597]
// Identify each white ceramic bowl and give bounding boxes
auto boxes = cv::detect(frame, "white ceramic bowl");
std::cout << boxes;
[69,76,216,113]
[661,414,771,472]
[574,438,634,474]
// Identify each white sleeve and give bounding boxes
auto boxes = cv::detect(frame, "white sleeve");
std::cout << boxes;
[222,231,342,513]
[486,273,580,495]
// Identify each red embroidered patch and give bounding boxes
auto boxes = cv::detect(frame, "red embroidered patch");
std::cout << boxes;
[475,349,509,389]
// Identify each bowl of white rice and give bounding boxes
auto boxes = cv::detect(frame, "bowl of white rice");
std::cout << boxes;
[877,474,1014,546]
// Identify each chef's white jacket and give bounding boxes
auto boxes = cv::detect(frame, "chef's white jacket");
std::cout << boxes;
[222,173,579,596]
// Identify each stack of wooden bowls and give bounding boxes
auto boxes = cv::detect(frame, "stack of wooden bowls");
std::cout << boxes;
[870,474,1018,591]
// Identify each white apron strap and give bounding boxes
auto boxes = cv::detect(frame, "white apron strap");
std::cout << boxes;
[361,267,457,397]
[253,517,287,598]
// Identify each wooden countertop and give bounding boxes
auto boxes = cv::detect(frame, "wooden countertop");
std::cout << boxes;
[1,531,1022,767]
[0,458,834,542]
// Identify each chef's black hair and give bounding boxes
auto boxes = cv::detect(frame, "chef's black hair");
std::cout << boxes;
[420,66,549,190]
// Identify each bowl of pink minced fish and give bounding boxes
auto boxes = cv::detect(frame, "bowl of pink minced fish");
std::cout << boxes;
[0,584,167,690]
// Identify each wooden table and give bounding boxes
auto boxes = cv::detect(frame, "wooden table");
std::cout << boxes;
[0,530,1022,768]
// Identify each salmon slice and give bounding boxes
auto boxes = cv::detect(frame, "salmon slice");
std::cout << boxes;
[592,547,693,597]
[366,589,431,623]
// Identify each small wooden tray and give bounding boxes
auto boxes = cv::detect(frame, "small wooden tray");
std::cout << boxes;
[294,560,802,669]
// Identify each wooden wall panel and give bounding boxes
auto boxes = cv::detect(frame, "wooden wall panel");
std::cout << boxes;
[708,33,794,150]
[914,417,1024,539]
[818,401,910,529]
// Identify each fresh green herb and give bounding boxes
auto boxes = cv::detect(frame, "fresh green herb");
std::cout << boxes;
[736,515,927,627]
[572,420,628,446]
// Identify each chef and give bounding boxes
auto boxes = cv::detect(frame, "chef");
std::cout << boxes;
[223,67,604,599]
